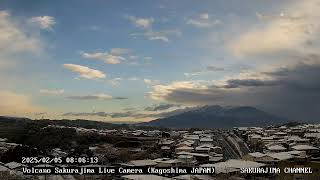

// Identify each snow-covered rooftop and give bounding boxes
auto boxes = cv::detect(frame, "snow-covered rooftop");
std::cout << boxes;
[127,159,158,166]
[267,144,286,151]
[292,145,319,151]
[201,159,265,174]
[248,152,266,158]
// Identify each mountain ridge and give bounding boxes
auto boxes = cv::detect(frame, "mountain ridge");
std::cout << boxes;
[140,105,288,128]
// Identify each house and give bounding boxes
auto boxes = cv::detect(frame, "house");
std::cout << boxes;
[212,146,223,154]
[195,145,211,154]
[4,162,26,170]
[176,152,210,164]
[199,137,213,145]
[183,135,200,145]
[287,150,307,159]
[248,134,262,143]
[159,139,175,146]
[266,152,294,162]
[201,159,266,174]
[153,158,181,167]
[177,154,195,166]
[161,146,171,150]
[243,152,268,161]
[208,155,223,163]
[175,145,193,153]
[123,159,158,167]
[174,175,216,180]
[177,140,195,147]
[286,136,309,145]
[291,145,319,155]
[266,144,286,153]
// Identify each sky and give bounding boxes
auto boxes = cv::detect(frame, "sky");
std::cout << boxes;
[0,0,320,122]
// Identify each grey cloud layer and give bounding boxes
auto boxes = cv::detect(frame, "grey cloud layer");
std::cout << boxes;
[62,106,194,119]
[144,103,181,111]
[66,94,127,100]
[150,61,320,121]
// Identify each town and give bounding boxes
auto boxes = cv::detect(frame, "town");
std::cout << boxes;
[0,118,319,180]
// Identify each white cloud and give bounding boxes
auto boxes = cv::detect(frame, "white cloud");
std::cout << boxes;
[186,13,221,28]
[132,29,181,42]
[127,15,181,42]
[106,77,122,86]
[149,81,208,101]
[128,16,154,29]
[81,51,124,64]
[200,13,209,20]
[128,77,140,81]
[230,0,320,57]
[40,89,64,95]
[63,64,106,79]
[29,16,56,30]
[0,11,42,55]
[144,79,160,86]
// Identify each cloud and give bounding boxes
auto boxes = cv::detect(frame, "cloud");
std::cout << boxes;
[144,103,181,111]
[185,66,225,77]
[144,79,161,85]
[132,29,181,42]
[127,15,181,42]
[200,13,209,20]
[0,90,42,115]
[0,11,42,55]
[28,16,56,30]
[113,97,128,100]
[229,0,320,57]
[62,105,194,119]
[106,77,122,86]
[149,60,320,120]
[222,79,278,89]
[66,93,112,100]
[66,93,127,100]
[186,13,221,28]
[62,111,144,118]
[81,51,123,64]
[127,16,154,29]
[128,77,140,81]
[149,81,208,101]
[206,65,225,71]
[63,64,106,79]
[40,89,64,95]
[110,48,131,55]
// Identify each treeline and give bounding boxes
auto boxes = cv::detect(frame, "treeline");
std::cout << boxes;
[0,116,166,151]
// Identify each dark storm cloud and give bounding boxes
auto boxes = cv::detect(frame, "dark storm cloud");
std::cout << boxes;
[223,79,278,88]
[151,62,320,121]
[113,97,129,100]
